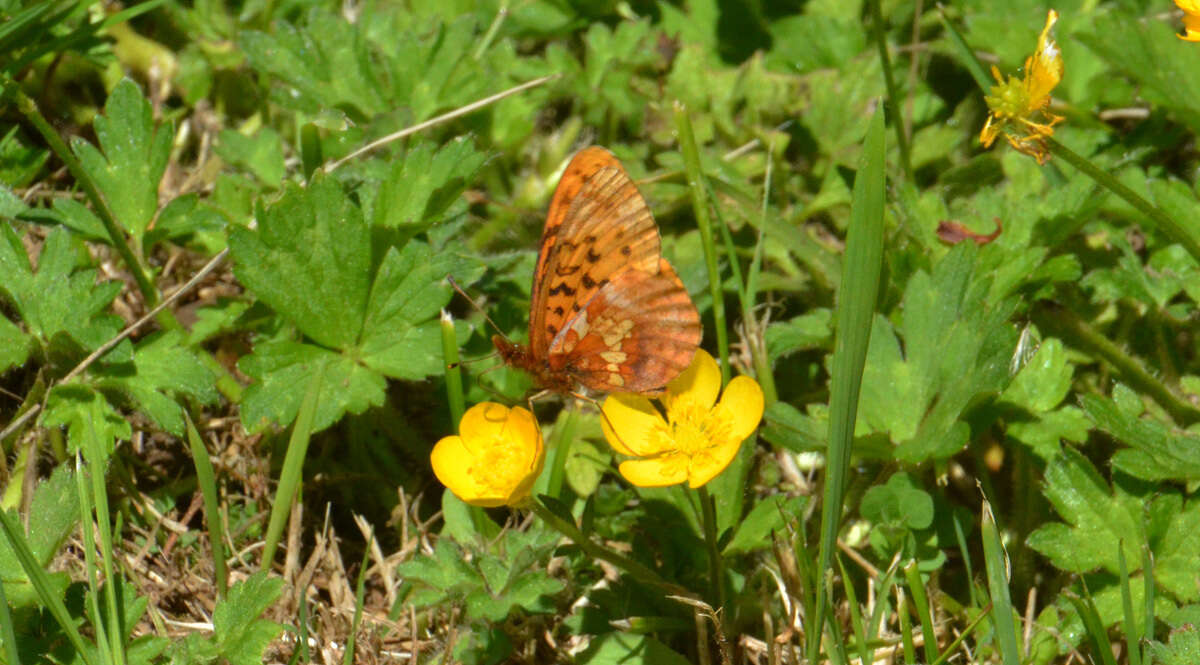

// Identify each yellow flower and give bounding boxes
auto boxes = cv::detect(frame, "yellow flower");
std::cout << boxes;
[600,349,764,488]
[979,10,1064,165]
[431,402,545,507]
[1178,0,1200,41]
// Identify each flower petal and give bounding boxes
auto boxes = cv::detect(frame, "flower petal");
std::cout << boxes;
[687,437,743,488]
[717,375,765,442]
[431,435,502,506]
[602,393,665,456]
[459,401,512,443]
[664,348,721,413]
[618,454,689,487]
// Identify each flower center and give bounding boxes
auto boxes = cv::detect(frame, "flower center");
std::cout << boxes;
[468,436,528,495]
[661,397,732,456]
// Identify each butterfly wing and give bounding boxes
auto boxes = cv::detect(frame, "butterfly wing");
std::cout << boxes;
[530,147,700,393]
[548,261,701,394]
[529,147,661,359]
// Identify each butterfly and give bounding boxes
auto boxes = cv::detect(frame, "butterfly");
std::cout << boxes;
[494,146,701,396]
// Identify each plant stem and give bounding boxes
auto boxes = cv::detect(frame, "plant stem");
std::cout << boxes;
[1047,138,1200,265]
[698,486,727,618]
[528,500,696,600]
[544,406,578,499]
[440,310,465,426]
[869,0,912,179]
[1032,301,1200,425]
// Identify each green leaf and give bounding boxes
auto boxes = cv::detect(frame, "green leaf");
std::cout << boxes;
[765,309,832,360]
[723,495,807,556]
[237,340,385,435]
[1148,625,1200,665]
[860,472,934,530]
[213,572,283,665]
[1002,338,1072,413]
[42,384,131,462]
[172,571,283,665]
[857,244,1018,461]
[0,313,30,373]
[1027,449,1141,574]
[576,633,693,665]
[215,128,285,188]
[0,465,79,608]
[1082,394,1200,483]
[372,138,488,233]
[144,193,227,250]
[92,331,219,435]
[1027,449,1200,603]
[229,175,370,349]
[23,197,108,241]
[71,78,171,241]
[358,240,482,380]
[0,225,125,364]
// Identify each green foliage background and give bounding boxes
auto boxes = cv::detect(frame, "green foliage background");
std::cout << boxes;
[1,0,1200,663]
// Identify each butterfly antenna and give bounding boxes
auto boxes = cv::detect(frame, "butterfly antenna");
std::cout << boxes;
[445,275,513,343]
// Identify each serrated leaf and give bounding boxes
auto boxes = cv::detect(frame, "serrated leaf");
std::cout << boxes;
[1007,405,1090,461]
[0,466,80,608]
[237,340,385,434]
[1082,394,1200,482]
[71,78,171,241]
[215,128,285,188]
[857,244,1018,461]
[176,571,284,665]
[358,240,482,380]
[42,384,131,462]
[765,309,832,360]
[373,138,488,233]
[1027,449,1200,602]
[1148,625,1200,665]
[143,194,227,250]
[92,330,219,435]
[0,225,125,364]
[22,197,107,241]
[229,175,370,349]
[0,313,30,373]
[1027,449,1140,574]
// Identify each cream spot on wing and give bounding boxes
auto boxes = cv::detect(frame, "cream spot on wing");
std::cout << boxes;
[600,351,628,364]
[596,317,635,349]
[609,373,625,387]
[561,311,589,354]
[605,363,619,372]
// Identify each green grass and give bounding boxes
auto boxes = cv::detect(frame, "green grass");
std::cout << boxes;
[2,1,1200,663]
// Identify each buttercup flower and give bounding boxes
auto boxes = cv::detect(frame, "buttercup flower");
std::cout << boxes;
[980,10,1064,164]
[1177,0,1200,41]
[601,349,764,488]
[431,402,544,507]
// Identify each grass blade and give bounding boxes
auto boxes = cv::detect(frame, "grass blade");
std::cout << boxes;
[904,559,939,664]
[809,106,887,664]
[260,365,324,571]
[675,102,730,385]
[981,492,1020,665]
[184,414,228,597]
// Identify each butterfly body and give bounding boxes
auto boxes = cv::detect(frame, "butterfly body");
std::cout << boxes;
[497,146,701,396]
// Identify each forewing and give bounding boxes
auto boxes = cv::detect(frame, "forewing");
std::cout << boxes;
[548,264,701,394]
[531,150,662,358]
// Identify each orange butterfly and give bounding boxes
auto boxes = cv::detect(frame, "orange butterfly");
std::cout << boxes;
[495,146,701,396]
